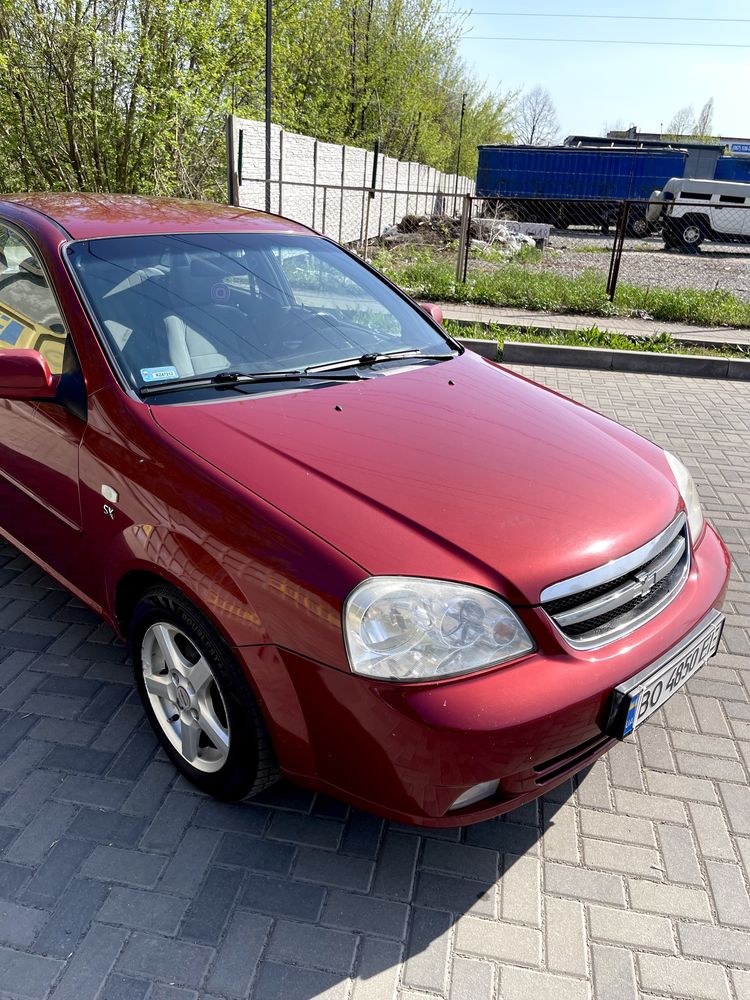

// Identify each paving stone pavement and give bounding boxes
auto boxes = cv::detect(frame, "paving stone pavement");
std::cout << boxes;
[0,367,748,1000]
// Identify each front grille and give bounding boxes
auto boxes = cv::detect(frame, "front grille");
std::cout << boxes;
[541,514,689,649]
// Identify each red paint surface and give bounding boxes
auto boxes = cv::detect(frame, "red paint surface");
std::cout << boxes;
[0,194,731,825]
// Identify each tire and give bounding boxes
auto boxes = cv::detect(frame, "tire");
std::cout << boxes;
[130,585,279,800]
[627,215,652,238]
[665,218,704,250]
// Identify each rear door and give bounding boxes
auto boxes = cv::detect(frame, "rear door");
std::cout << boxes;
[0,223,87,590]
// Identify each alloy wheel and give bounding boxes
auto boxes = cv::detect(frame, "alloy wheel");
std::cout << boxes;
[141,622,230,772]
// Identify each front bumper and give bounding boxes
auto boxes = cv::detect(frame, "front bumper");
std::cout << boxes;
[238,522,730,826]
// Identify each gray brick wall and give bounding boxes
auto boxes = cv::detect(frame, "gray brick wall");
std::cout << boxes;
[230,117,474,243]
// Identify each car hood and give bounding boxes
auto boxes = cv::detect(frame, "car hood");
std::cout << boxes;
[151,352,681,604]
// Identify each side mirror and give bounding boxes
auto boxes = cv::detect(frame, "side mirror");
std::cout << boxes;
[0,349,58,401]
[419,302,444,326]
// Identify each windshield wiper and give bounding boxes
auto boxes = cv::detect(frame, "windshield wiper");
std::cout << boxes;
[139,348,456,397]
[305,349,456,374]
[139,368,364,398]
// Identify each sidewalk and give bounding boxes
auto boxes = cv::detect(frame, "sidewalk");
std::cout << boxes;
[438,302,750,348]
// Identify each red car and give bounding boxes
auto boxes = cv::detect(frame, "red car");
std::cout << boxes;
[0,193,730,826]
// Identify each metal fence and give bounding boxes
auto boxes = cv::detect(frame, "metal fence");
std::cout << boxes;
[453,194,750,306]
[226,117,474,247]
[239,175,470,257]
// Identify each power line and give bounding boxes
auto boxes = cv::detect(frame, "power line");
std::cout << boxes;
[446,12,750,23]
[460,36,750,48]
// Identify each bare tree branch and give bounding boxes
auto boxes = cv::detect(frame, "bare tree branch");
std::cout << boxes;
[693,98,715,141]
[513,86,559,146]
[665,105,695,140]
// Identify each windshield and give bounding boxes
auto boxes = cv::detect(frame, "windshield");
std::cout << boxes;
[65,233,453,393]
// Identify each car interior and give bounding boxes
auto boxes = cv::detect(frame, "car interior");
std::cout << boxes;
[70,240,406,388]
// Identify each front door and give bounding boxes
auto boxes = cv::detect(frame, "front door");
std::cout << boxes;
[0,223,87,592]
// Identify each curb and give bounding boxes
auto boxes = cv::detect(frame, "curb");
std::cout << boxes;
[455,336,497,359]
[498,341,750,381]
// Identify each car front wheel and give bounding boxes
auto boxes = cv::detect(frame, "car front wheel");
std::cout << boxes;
[130,585,279,799]
[665,218,704,250]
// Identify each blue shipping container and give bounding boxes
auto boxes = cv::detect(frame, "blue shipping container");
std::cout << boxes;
[476,146,687,201]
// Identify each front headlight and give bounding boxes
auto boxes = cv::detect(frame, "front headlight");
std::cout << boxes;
[344,577,535,681]
[664,451,704,543]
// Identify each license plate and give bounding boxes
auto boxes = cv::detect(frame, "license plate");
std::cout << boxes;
[609,610,724,739]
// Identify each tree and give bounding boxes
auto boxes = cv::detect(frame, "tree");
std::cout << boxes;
[513,87,560,145]
[665,105,696,140]
[693,98,715,141]
[269,0,514,176]
[0,0,515,198]
[664,98,716,143]
[0,0,257,198]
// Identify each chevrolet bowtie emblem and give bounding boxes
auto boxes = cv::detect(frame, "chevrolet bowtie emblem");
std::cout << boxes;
[636,569,658,597]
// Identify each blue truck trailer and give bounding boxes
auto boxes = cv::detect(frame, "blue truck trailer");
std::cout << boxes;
[476,145,689,234]
[714,157,750,183]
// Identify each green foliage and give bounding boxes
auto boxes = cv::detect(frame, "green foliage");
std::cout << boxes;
[614,284,750,329]
[374,248,750,329]
[374,251,617,315]
[0,0,513,197]
[268,1,515,175]
[511,244,542,264]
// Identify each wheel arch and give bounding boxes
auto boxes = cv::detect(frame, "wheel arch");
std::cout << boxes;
[116,561,301,777]
[664,212,711,248]
[683,210,712,229]
[675,211,714,239]
[115,568,174,638]
[110,526,267,649]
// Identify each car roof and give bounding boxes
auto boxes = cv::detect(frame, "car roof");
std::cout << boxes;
[0,192,315,241]
[665,176,750,193]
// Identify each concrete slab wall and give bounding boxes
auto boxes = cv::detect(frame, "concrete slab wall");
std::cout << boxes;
[230,117,474,243]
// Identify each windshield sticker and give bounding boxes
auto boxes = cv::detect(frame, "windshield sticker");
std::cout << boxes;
[140,366,179,383]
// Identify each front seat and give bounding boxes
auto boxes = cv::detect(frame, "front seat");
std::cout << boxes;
[100,264,177,380]
[161,257,270,377]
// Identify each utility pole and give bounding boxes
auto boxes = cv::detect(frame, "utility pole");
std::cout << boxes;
[265,0,272,213]
[453,92,467,202]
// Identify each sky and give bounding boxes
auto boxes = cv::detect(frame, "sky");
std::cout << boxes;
[455,0,750,140]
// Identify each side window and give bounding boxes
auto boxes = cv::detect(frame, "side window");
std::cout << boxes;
[0,226,67,374]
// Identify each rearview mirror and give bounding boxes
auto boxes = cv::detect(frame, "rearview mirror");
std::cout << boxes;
[0,349,58,401]
[419,302,444,326]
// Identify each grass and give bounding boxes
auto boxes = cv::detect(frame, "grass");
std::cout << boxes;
[469,242,542,266]
[574,244,611,254]
[443,320,750,361]
[510,244,543,264]
[372,248,750,329]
